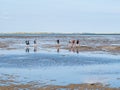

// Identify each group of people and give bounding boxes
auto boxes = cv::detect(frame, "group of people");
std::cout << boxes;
[25,39,80,53]
[25,39,37,47]
[56,39,80,48]
[56,39,80,53]
[68,39,80,48]
[25,39,80,48]
[25,39,37,53]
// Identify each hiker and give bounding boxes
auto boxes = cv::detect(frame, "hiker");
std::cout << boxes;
[76,40,80,47]
[57,39,60,45]
[34,39,37,47]
[34,39,37,44]
[68,40,72,48]
[56,39,60,47]
[25,40,30,47]
[71,40,76,48]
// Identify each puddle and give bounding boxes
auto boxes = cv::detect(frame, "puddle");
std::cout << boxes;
[0,49,120,88]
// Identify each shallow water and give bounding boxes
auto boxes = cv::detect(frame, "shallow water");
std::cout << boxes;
[0,49,120,88]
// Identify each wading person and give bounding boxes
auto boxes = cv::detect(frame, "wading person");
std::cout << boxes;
[34,39,37,47]
[56,39,60,47]
[25,40,30,53]
[25,40,30,47]
[76,40,80,47]
[57,39,59,45]
[72,40,76,48]
[68,40,72,48]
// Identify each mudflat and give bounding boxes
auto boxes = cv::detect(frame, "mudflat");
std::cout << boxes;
[0,34,120,90]
[0,34,120,54]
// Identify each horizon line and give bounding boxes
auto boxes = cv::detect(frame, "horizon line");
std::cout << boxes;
[0,32,120,34]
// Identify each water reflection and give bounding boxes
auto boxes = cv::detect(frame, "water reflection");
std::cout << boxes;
[55,47,80,54]
[25,47,29,53]
[25,46,39,53]
[25,46,80,54]
[76,48,80,54]
[57,47,60,53]
[69,47,80,54]
[34,46,38,52]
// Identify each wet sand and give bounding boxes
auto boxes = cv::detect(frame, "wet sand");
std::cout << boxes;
[0,34,120,90]
[0,34,120,54]
[0,74,119,90]
[0,41,120,55]
[0,83,119,90]
[0,42,9,48]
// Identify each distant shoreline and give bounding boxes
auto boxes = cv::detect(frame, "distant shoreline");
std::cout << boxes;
[0,32,120,35]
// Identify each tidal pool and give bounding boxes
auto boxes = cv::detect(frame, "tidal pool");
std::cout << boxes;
[0,49,120,88]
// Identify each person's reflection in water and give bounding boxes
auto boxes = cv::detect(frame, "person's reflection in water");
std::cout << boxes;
[69,47,71,52]
[69,47,80,54]
[69,47,73,52]
[26,47,29,53]
[57,47,60,53]
[34,46,38,52]
[76,48,79,54]
[72,47,75,53]
[69,47,75,53]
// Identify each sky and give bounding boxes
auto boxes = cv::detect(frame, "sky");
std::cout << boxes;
[0,0,120,33]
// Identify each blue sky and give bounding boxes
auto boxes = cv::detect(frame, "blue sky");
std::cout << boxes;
[0,0,120,33]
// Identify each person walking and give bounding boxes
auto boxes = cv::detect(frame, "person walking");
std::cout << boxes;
[57,39,60,45]
[34,39,37,47]
[76,40,80,47]
[25,40,30,47]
